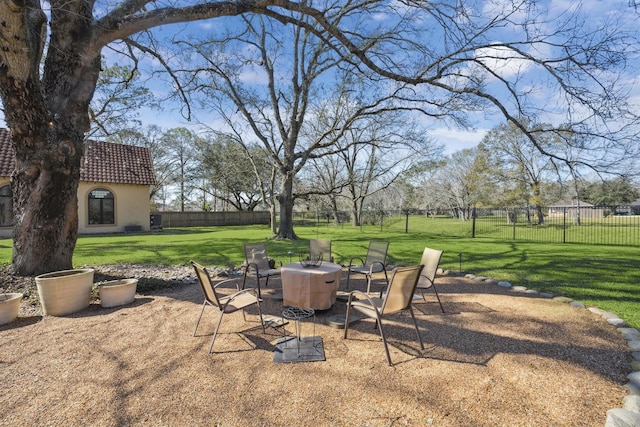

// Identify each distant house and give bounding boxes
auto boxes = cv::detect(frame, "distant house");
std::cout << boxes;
[0,128,156,237]
[547,199,604,219]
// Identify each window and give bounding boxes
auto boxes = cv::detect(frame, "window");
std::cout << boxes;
[0,185,12,227]
[88,188,114,225]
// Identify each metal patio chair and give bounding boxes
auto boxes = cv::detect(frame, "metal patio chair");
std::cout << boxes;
[415,247,445,313]
[241,242,281,298]
[191,260,265,353]
[345,241,389,294]
[343,265,425,366]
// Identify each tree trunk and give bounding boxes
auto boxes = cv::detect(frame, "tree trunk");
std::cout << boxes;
[536,205,545,225]
[0,0,100,275]
[12,134,82,275]
[351,204,361,227]
[1,74,89,275]
[270,203,277,235]
[275,174,298,240]
[330,197,340,224]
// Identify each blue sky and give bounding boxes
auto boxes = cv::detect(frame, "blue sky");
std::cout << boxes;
[1,0,639,158]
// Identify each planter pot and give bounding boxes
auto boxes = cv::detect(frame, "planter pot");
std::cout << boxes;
[98,279,138,308]
[35,269,95,316]
[0,293,23,325]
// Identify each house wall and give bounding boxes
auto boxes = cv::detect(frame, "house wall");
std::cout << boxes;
[79,182,151,234]
[0,178,151,237]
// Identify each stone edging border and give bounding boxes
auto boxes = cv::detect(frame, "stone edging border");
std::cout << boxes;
[447,269,640,427]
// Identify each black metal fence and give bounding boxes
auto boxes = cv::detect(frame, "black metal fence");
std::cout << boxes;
[291,206,640,246]
[472,206,640,246]
[161,207,638,246]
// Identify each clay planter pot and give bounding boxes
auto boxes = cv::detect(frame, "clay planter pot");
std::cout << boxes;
[97,279,138,308]
[0,293,23,325]
[35,269,95,316]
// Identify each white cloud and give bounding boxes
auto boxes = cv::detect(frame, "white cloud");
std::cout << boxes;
[474,44,531,80]
[238,68,269,85]
[429,128,488,154]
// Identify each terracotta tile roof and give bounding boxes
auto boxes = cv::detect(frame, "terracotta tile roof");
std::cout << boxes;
[80,139,156,185]
[0,128,156,185]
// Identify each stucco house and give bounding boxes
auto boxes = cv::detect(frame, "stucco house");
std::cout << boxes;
[0,128,156,238]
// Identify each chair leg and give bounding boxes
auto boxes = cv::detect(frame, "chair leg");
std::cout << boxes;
[343,301,353,338]
[242,270,248,290]
[254,276,262,299]
[432,285,445,313]
[366,274,372,294]
[409,306,425,350]
[208,311,226,354]
[376,318,393,366]
[421,287,445,313]
[256,298,266,334]
[345,269,352,289]
[193,300,208,336]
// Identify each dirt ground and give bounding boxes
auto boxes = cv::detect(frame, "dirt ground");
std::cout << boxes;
[0,269,632,426]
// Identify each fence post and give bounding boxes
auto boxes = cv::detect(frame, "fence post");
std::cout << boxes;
[512,208,517,240]
[471,207,476,238]
[405,209,409,233]
[563,207,567,244]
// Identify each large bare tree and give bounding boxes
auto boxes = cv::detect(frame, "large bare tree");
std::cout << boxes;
[176,14,428,238]
[1,0,638,274]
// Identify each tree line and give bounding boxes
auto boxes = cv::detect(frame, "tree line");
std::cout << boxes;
[100,118,639,229]
[2,0,639,274]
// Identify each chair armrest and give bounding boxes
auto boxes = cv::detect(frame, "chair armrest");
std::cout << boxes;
[418,274,434,288]
[346,290,382,316]
[213,278,241,291]
[368,261,386,274]
[244,262,261,274]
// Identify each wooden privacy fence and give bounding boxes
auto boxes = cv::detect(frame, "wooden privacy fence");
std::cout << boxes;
[157,211,269,227]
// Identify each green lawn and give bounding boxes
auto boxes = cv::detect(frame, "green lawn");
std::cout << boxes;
[1,218,638,329]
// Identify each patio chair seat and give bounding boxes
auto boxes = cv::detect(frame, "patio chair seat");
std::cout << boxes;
[344,265,425,366]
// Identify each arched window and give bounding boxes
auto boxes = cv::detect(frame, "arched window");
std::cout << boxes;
[88,188,115,225]
[0,185,12,227]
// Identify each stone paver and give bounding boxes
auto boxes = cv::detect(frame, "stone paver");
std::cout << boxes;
[619,328,640,341]
[629,372,640,388]
[623,395,640,412]
[605,408,640,427]
[608,318,628,327]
